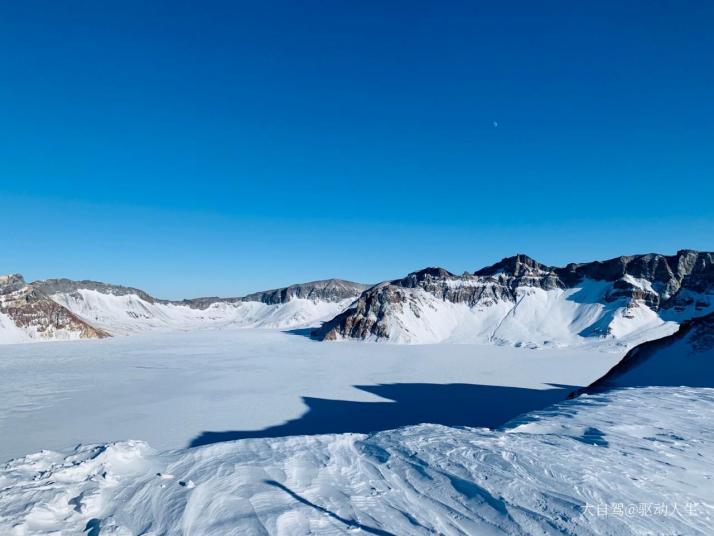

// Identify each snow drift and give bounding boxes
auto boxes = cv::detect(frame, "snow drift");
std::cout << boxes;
[1,387,711,535]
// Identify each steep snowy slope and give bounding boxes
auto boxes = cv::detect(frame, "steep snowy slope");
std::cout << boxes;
[1,387,711,535]
[0,275,108,344]
[316,251,714,347]
[581,311,714,392]
[36,278,366,337]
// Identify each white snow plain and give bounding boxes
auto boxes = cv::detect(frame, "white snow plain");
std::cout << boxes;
[1,387,712,535]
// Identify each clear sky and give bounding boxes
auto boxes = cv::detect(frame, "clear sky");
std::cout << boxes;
[1,1,712,298]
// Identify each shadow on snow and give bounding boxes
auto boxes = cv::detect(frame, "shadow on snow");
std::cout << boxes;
[188,382,578,448]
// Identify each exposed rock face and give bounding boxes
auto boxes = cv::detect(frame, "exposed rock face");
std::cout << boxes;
[0,275,109,342]
[314,250,714,345]
[558,250,714,310]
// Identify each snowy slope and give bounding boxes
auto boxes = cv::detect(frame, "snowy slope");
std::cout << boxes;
[583,311,714,391]
[1,387,712,535]
[320,282,679,348]
[0,275,108,344]
[50,289,355,335]
[0,277,366,343]
[0,312,29,345]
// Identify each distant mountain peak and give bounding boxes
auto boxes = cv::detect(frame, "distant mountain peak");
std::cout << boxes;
[239,279,369,305]
[395,267,454,287]
[474,254,549,277]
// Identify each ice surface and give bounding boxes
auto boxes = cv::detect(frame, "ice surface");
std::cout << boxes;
[0,329,621,462]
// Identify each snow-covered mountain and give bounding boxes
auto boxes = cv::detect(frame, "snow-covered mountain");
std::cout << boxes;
[0,274,109,344]
[0,277,368,344]
[5,249,714,347]
[315,250,714,348]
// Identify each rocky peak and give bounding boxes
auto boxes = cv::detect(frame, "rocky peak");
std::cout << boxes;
[395,267,455,288]
[0,274,27,295]
[474,254,550,277]
[557,250,714,301]
[240,279,369,305]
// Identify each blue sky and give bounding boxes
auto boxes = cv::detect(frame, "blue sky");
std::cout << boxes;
[1,1,712,298]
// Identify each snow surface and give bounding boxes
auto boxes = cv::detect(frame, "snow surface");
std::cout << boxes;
[0,329,621,463]
[1,387,712,535]
[0,312,29,345]
[360,280,679,348]
[49,289,354,335]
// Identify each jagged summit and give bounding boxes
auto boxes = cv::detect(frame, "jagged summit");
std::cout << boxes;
[0,273,26,291]
[241,278,369,305]
[474,254,550,277]
[394,267,455,288]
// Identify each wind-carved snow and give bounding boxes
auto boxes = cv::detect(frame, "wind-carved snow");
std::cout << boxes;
[1,387,711,535]
[50,289,354,335]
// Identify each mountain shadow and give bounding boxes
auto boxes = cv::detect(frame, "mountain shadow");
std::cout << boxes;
[189,382,578,448]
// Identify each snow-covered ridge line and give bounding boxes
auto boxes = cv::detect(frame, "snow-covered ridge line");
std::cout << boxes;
[573,310,714,396]
[2,387,712,535]
[4,249,714,346]
[315,250,714,347]
[0,276,367,343]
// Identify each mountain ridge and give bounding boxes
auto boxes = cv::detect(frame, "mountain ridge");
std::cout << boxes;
[4,250,714,346]
[314,250,714,346]
[0,276,368,344]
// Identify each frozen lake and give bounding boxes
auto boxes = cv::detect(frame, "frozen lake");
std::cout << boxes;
[0,329,622,462]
